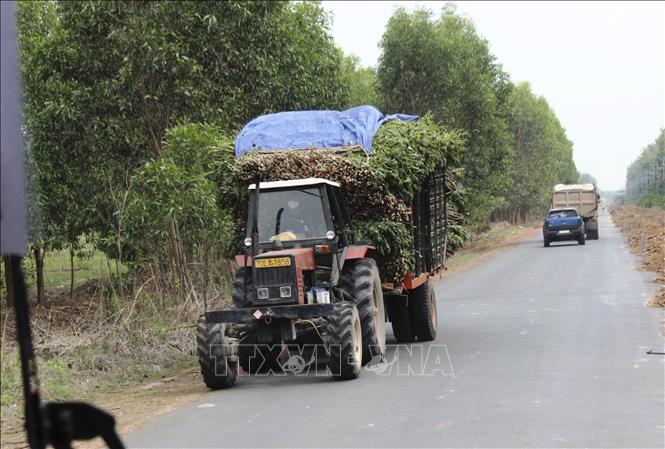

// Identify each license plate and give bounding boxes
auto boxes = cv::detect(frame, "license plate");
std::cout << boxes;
[255,257,291,268]
[558,230,570,235]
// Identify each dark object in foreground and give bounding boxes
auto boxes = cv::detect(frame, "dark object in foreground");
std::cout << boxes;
[10,255,125,449]
[542,208,586,247]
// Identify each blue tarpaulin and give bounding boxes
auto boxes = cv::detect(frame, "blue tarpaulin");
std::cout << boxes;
[235,105,418,158]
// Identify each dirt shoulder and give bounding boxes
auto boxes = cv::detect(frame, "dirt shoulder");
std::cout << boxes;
[437,222,539,281]
[611,204,665,307]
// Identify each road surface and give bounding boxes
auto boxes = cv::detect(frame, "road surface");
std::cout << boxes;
[127,210,664,448]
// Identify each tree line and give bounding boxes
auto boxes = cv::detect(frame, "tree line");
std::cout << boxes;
[4,1,578,305]
[624,129,665,207]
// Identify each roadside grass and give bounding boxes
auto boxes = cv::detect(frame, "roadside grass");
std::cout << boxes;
[444,221,537,272]
[1,245,128,300]
[0,293,199,444]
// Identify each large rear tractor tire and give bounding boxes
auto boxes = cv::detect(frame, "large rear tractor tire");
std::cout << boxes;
[339,259,386,364]
[325,302,362,381]
[196,317,237,389]
[408,278,438,342]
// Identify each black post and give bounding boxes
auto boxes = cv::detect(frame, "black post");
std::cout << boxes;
[11,255,46,449]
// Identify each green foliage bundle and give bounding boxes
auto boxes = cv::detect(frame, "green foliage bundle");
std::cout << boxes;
[228,119,467,283]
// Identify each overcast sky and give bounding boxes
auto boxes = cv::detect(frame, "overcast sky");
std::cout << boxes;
[322,1,665,191]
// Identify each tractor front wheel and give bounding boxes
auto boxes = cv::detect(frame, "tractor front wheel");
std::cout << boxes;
[339,258,386,364]
[196,317,237,389]
[325,302,362,381]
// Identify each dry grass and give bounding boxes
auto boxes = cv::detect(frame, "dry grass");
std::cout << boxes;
[0,276,224,448]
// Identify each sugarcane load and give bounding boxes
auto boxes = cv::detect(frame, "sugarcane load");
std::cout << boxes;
[197,105,467,388]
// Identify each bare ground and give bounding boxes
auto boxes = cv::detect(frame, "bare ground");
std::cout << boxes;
[611,204,665,307]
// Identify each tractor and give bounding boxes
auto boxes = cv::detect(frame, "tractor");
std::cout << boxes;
[196,178,388,388]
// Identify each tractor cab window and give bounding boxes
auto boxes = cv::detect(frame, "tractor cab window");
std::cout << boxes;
[256,188,328,242]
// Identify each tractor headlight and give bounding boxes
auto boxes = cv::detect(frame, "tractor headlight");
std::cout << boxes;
[257,288,269,300]
[326,230,335,240]
[279,286,291,298]
[244,237,252,247]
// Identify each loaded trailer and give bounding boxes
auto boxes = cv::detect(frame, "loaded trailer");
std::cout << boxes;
[196,107,457,388]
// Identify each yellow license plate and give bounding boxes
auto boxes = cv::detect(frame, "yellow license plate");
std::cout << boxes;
[255,257,291,268]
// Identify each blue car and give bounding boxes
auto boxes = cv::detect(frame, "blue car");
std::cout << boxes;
[543,208,585,247]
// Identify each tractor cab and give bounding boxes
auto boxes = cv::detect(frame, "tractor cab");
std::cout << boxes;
[245,178,356,252]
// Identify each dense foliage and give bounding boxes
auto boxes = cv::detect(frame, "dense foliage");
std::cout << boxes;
[494,82,578,222]
[341,55,379,109]
[17,0,349,256]
[377,5,514,227]
[625,129,665,206]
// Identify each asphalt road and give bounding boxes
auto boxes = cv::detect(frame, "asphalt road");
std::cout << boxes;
[127,210,664,448]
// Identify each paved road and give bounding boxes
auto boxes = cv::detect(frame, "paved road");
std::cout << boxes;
[127,210,664,448]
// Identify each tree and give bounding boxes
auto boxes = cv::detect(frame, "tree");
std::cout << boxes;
[578,173,598,186]
[625,129,665,203]
[496,82,578,222]
[341,55,379,108]
[377,4,513,227]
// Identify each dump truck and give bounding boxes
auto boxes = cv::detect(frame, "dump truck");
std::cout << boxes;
[196,108,455,389]
[550,183,600,240]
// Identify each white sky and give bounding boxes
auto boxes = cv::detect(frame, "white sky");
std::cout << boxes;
[322,1,665,191]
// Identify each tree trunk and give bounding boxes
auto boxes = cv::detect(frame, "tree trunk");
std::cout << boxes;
[69,248,74,299]
[3,255,15,307]
[33,245,45,304]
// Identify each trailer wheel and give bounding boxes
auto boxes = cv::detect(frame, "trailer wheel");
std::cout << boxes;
[391,304,415,342]
[196,316,236,389]
[408,278,438,342]
[339,259,386,364]
[231,267,250,309]
[325,302,362,380]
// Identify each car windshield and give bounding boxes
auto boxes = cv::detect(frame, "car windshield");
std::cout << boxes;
[548,210,577,218]
[255,188,328,242]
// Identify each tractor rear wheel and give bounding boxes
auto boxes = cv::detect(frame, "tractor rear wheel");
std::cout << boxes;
[325,301,362,380]
[196,316,236,389]
[408,278,438,342]
[339,259,386,364]
[231,267,250,309]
